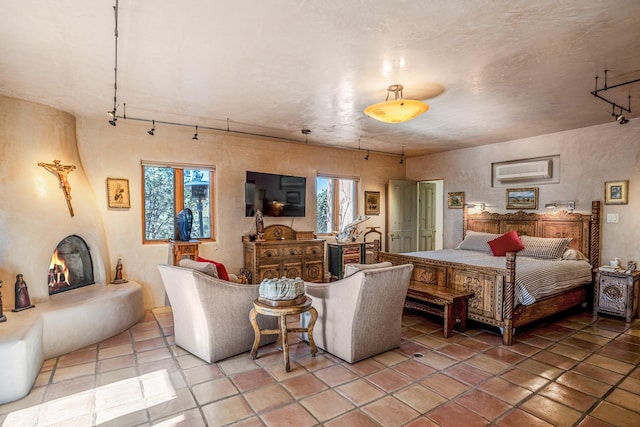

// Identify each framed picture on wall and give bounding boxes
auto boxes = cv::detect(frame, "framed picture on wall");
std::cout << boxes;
[365,191,380,215]
[506,187,538,209]
[604,180,629,205]
[106,177,130,209]
[447,192,464,209]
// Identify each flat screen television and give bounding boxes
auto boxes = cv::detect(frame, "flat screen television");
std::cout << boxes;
[245,171,306,217]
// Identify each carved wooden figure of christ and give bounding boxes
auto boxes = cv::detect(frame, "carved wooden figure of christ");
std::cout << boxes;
[38,159,76,217]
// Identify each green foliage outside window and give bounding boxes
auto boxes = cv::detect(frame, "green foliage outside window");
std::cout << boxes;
[143,165,212,242]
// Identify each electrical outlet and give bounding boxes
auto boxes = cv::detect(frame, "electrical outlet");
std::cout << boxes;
[607,213,619,223]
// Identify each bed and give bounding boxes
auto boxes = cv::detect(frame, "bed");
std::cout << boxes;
[379,201,601,345]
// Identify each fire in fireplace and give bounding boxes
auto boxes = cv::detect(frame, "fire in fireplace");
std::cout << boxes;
[48,235,94,295]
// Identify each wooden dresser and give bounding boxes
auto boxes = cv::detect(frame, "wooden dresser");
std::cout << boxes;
[243,225,325,284]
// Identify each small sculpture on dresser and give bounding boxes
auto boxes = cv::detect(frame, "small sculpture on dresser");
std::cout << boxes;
[255,210,264,241]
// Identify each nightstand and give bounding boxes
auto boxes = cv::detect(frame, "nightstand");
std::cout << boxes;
[593,268,640,322]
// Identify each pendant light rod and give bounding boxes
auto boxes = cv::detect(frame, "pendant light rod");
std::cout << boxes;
[111,0,119,117]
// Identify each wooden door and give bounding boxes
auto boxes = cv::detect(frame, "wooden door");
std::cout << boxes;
[387,180,417,253]
[418,182,436,251]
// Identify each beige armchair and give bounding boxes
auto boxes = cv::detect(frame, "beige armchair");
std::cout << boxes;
[300,263,413,363]
[158,264,277,363]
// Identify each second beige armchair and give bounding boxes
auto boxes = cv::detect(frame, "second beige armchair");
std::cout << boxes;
[300,263,413,363]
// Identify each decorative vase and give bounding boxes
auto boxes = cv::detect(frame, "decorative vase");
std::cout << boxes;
[177,208,193,241]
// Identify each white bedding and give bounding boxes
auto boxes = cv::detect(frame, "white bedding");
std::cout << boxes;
[401,249,592,305]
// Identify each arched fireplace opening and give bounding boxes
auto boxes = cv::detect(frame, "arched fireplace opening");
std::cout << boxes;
[48,235,95,295]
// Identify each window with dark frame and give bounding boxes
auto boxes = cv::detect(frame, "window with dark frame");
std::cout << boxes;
[142,163,215,242]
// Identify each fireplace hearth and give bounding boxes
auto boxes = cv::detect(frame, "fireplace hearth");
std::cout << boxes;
[48,235,94,295]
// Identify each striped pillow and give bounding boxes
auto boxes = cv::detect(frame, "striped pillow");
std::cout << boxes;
[456,231,501,253]
[519,236,572,260]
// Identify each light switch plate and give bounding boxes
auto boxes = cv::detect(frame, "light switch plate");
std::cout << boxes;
[607,213,619,223]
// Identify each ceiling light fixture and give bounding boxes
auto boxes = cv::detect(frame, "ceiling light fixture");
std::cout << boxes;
[364,84,429,123]
[615,112,629,125]
[364,150,370,160]
[399,153,404,165]
[108,110,117,126]
[192,126,198,140]
[591,70,637,124]
[545,201,575,213]
[301,128,311,143]
[148,120,155,135]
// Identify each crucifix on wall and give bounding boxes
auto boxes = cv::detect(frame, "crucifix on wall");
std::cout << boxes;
[38,159,77,217]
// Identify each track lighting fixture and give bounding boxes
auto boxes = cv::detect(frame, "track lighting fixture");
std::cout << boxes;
[192,126,198,140]
[108,110,117,126]
[591,70,636,123]
[545,200,575,213]
[364,150,369,160]
[615,113,629,125]
[148,120,155,135]
[301,128,311,144]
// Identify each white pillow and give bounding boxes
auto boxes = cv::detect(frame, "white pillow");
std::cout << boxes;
[456,231,501,253]
[519,236,572,260]
[179,259,219,278]
[344,262,393,278]
[562,248,588,261]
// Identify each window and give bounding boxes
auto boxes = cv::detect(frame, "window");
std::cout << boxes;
[142,163,215,242]
[316,175,358,234]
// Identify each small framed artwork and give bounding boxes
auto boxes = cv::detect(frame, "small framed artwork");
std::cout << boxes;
[364,191,380,215]
[506,187,538,210]
[106,177,130,208]
[605,180,629,205]
[447,192,464,209]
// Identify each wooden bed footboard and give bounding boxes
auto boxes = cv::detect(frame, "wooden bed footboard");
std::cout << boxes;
[380,200,601,345]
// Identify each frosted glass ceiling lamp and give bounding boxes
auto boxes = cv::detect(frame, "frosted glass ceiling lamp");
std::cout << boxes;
[364,84,429,123]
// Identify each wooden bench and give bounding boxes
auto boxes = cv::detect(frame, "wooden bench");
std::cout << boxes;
[404,284,475,338]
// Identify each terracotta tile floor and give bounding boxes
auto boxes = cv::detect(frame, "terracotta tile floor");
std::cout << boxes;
[2,307,640,426]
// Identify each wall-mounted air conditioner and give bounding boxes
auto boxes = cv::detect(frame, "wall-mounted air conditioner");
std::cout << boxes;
[495,160,552,181]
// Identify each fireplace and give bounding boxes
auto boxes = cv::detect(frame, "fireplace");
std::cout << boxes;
[48,235,95,295]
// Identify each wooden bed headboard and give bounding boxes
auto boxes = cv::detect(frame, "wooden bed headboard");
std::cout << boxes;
[463,200,601,269]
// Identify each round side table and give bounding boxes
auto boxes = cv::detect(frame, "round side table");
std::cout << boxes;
[249,296,318,372]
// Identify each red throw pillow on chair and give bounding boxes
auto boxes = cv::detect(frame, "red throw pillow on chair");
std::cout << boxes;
[487,231,525,256]
[197,256,230,281]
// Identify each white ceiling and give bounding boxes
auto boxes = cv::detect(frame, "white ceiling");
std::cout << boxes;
[2,1,640,157]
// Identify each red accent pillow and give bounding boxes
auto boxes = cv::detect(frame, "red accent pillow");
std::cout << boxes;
[197,256,230,281]
[487,231,525,256]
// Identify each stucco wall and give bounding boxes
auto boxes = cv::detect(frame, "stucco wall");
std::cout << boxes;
[406,120,640,267]
[1,95,403,309]
[0,96,110,307]
[74,113,403,309]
